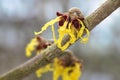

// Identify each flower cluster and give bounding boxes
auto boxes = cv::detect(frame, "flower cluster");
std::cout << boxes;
[25,36,82,80]
[35,11,90,51]
[36,56,82,80]
[25,9,88,80]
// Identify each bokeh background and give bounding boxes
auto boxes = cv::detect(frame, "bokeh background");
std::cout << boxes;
[0,0,120,80]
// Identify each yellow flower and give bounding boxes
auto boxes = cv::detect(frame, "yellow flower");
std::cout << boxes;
[53,58,82,80]
[34,57,82,80]
[25,36,52,57]
[34,12,90,51]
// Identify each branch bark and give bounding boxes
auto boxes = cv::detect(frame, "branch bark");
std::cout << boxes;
[86,0,120,30]
[0,0,120,80]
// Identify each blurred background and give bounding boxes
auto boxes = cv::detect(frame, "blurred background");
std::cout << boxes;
[0,0,120,80]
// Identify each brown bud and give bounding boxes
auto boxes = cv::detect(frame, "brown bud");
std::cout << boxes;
[35,36,53,51]
[68,7,84,20]
[58,50,83,68]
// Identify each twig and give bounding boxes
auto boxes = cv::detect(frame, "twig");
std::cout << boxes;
[86,0,120,30]
[0,0,120,80]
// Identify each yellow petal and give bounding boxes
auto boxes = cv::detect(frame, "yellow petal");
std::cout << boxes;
[51,23,57,44]
[62,67,72,80]
[34,16,61,35]
[69,63,82,80]
[36,64,52,78]
[25,38,38,57]
[57,21,77,51]
[53,58,64,80]
[77,19,90,43]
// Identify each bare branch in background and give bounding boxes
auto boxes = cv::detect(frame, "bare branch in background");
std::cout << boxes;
[0,0,120,80]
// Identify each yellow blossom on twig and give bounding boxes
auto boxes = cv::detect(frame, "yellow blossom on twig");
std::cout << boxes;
[53,58,82,80]
[25,36,53,57]
[35,57,82,80]
[34,12,90,51]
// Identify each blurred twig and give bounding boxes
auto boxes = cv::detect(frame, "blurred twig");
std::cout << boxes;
[86,0,120,30]
[0,0,120,80]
